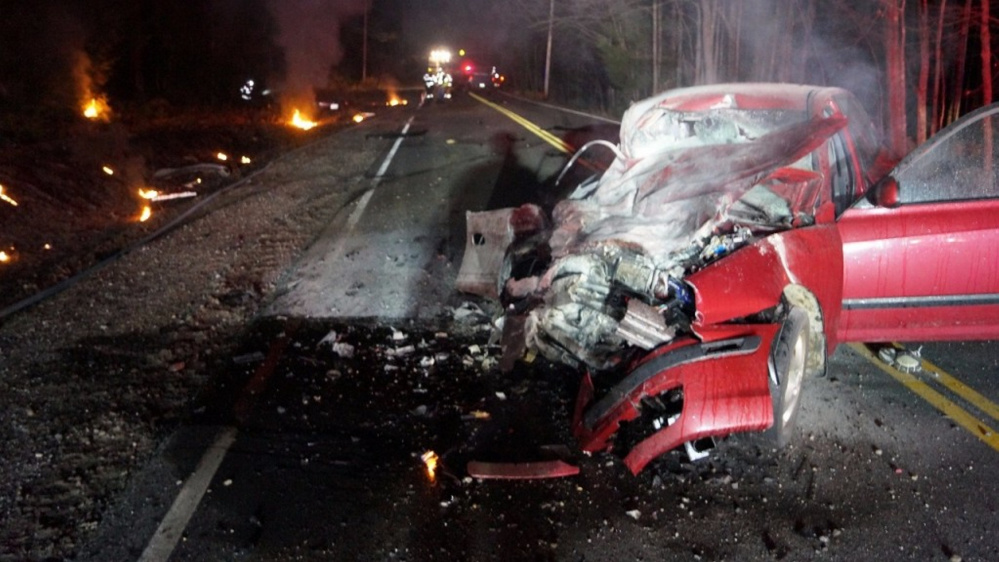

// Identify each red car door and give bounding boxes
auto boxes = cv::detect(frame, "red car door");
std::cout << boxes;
[837,104,999,342]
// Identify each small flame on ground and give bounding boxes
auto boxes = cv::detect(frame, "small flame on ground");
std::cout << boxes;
[138,206,152,222]
[240,156,251,164]
[138,188,159,200]
[0,185,17,206]
[82,97,110,121]
[0,251,10,263]
[102,166,114,175]
[44,243,52,250]
[353,114,366,123]
[216,152,228,161]
[421,451,439,482]
[290,109,318,130]
[386,96,407,107]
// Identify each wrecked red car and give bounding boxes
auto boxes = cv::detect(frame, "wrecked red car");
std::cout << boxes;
[457,83,999,474]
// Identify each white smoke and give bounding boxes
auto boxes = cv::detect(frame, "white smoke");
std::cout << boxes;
[268,0,367,112]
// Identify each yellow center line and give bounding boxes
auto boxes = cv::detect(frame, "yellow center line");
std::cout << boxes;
[470,92,574,154]
[848,343,999,452]
[913,352,999,423]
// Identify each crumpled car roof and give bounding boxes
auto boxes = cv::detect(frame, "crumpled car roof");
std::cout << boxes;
[549,101,846,271]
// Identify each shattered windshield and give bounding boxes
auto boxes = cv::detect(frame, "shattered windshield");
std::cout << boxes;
[556,108,839,272]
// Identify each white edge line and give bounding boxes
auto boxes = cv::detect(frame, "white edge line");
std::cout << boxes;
[375,116,414,178]
[138,115,418,561]
[138,426,238,562]
[347,116,415,232]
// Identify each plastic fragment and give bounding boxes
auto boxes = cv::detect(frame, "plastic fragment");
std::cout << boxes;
[467,459,580,479]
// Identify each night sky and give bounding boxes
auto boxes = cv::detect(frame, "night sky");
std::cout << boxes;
[0,0,531,111]
[0,0,993,131]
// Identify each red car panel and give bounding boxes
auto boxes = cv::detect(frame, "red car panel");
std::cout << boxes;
[837,102,999,342]
[838,197,999,341]
[575,328,777,474]
[688,225,843,352]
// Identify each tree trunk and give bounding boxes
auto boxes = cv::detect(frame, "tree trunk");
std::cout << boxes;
[696,0,721,85]
[980,0,992,105]
[652,0,660,93]
[931,0,947,132]
[884,0,908,156]
[917,0,930,144]
[948,0,972,123]
[795,1,817,84]
[981,0,993,180]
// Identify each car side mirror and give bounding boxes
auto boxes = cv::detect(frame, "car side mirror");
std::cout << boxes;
[869,176,901,208]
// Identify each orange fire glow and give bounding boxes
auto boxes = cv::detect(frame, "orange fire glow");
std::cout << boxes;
[82,97,110,121]
[240,156,251,164]
[386,95,407,107]
[352,113,366,123]
[102,166,114,175]
[0,184,17,206]
[421,450,439,482]
[136,188,156,222]
[290,109,318,130]
[216,152,228,161]
[0,251,10,264]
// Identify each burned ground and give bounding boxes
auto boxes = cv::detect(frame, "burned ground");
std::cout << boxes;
[0,108,310,311]
[0,105,355,560]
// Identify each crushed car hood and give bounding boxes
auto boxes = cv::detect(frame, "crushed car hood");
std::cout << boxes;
[460,98,846,372]
[549,114,846,268]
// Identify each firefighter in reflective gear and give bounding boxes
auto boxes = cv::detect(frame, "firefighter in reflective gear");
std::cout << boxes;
[423,68,452,101]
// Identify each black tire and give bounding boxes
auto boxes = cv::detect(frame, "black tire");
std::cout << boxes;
[765,306,810,447]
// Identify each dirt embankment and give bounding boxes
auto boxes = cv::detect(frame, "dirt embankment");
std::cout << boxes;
[0,107,316,312]
[0,103,365,561]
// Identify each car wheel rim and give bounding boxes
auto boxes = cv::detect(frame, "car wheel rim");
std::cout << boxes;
[781,331,807,426]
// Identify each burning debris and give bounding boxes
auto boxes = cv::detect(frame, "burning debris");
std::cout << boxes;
[290,109,318,130]
[82,97,111,121]
[148,191,197,202]
[421,450,440,482]
[0,184,18,206]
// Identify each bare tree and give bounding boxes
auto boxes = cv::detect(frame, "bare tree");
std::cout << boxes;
[930,0,948,133]
[884,0,908,156]
[946,0,973,124]
[980,0,992,105]
[916,0,931,144]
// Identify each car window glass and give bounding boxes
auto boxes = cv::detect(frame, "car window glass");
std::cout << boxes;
[828,134,855,215]
[833,94,882,177]
[896,111,999,204]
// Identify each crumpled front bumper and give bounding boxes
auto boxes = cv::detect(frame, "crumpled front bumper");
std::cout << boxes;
[574,325,779,474]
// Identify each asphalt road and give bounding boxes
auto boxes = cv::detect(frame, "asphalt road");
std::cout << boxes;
[80,92,998,561]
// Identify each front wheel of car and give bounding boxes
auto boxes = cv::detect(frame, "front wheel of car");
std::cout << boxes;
[766,306,810,448]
